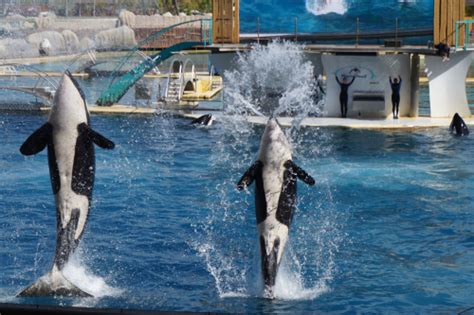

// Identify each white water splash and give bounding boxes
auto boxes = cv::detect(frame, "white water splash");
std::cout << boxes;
[224,41,322,122]
[274,259,330,300]
[306,0,347,16]
[62,250,123,302]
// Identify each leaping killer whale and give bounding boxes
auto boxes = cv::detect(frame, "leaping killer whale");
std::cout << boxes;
[18,72,115,297]
[449,113,469,136]
[237,118,315,299]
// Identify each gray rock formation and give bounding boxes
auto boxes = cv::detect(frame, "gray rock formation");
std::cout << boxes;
[0,38,37,58]
[94,25,136,51]
[118,9,136,27]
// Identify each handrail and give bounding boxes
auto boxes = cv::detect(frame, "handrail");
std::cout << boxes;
[96,40,201,105]
[108,18,212,87]
[182,58,195,81]
[455,20,474,51]
[177,64,184,101]
[209,65,214,89]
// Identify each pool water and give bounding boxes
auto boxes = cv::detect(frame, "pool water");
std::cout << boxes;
[1,112,473,313]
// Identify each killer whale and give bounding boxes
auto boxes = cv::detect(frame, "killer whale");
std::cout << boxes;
[449,113,469,136]
[18,72,114,297]
[237,118,315,299]
[191,114,213,126]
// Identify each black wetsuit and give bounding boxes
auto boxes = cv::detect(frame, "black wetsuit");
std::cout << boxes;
[434,42,450,59]
[390,76,402,119]
[336,76,355,118]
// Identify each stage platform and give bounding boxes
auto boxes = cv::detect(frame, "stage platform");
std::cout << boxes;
[180,112,474,129]
[1,104,471,129]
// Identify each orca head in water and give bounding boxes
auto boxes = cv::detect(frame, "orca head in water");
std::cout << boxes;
[450,113,469,136]
[191,114,213,126]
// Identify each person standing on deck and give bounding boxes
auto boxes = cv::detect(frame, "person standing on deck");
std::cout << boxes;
[389,75,402,119]
[335,74,355,118]
[434,42,450,61]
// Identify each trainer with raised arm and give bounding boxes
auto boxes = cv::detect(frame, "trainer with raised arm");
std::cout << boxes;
[336,74,355,118]
[389,75,402,119]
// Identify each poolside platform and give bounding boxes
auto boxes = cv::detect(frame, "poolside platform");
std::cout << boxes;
[180,112,474,129]
[38,105,157,115]
[2,104,471,129]
[22,105,474,128]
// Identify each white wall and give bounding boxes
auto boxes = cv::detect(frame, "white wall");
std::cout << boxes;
[425,51,473,118]
[321,54,411,118]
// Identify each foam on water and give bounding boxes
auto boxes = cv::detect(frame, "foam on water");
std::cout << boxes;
[274,259,330,300]
[306,0,347,16]
[63,264,122,299]
[62,249,124,304]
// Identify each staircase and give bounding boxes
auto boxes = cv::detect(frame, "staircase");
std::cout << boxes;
[165,79,182,103]
[96,39,203,106]
[211,78,221,90]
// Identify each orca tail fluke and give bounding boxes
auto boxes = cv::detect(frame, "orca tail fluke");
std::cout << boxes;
[263,285,275,299]
[17,268,92,298]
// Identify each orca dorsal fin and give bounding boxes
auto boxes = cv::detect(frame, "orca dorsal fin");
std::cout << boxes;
[20,123,53,156]
[237,160,263,190]
[284,160,315,186]
[78,123,115,149]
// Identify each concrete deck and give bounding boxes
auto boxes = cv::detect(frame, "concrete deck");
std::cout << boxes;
[2,104,470,129]
[38,105,157,115]
[171,111,474,129]
[3,71,474,83]
[209,43,437,55]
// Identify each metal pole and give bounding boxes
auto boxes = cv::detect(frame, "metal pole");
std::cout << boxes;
[466,21,470,50]
[294,16,298,42]
[257,16,260,44]
[356,17,359,46]
[455,21,459,50]
[395,18,399,43]
[93,0,96,17]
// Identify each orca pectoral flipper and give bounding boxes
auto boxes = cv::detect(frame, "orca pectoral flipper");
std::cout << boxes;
[237,160,263,190]
[90,129,115,149]
[284,160,315,186]
[78,123,115,149]
[20,123,52,156]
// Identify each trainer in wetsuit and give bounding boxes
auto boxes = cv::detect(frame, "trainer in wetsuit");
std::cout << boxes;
[335,75,355,118]
[434,42,450,61]
[389,75,402,119]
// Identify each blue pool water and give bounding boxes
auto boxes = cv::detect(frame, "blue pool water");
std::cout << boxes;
[1,112,473,313]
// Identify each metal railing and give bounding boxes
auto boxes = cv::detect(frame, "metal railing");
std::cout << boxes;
[109,18,212,84]
[455,20,474,50]
[244,16,429,45]
[96,19,212,105]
